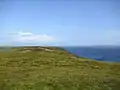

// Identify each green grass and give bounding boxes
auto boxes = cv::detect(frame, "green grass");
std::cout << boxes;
[0,46,120,90]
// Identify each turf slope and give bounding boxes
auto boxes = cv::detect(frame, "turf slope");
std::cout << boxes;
[0,46,120,90]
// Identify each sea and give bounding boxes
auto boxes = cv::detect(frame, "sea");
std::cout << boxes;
[63,46,120,62]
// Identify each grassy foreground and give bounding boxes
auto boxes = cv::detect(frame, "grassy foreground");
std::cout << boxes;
[0,46,120,90]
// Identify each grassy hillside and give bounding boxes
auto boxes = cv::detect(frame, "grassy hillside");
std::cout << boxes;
[0,46,120,90]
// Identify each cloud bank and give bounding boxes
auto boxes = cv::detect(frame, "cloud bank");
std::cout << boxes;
[11,31,56,43]
[0,30,120,46]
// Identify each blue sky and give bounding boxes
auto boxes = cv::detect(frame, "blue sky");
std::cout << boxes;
[0,0,120,46]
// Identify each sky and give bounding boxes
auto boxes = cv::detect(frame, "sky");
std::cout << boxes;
[0,0,120,46]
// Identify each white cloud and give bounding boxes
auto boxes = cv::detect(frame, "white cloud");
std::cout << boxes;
[12,31,56,42]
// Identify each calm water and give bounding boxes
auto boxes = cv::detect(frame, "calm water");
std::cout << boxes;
[63,46,120,62]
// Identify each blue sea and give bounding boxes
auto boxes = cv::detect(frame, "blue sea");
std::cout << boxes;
[63,46,120,62]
